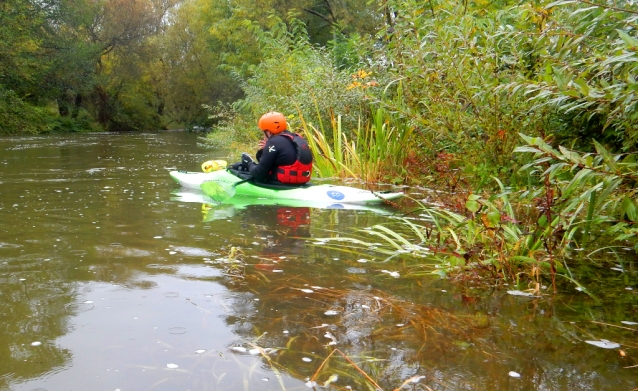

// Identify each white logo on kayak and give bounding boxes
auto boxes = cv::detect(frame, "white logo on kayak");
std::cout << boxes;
[268,146,276,152]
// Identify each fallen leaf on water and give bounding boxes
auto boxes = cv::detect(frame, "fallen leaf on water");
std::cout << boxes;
[585,340,620,349]
[507,290,535,297]
[323,374,339,387]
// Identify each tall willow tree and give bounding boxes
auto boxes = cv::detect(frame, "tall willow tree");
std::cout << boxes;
[82,0,179,131]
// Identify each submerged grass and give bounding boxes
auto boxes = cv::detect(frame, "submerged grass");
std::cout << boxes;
[231,265,490,391]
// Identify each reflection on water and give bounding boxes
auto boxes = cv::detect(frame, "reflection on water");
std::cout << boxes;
[0,132,636,391]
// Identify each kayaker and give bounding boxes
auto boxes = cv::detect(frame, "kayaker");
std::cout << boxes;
[232,111,313,185]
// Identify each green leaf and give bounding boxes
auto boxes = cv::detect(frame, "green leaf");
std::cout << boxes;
[466,200,480,213]
[616,29,638,49]
[573,78,590,96]
[538,214,548,228]
[487,211,501,226]
[621,197,637,221]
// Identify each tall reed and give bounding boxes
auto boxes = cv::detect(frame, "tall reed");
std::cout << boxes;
[298,104,414,183]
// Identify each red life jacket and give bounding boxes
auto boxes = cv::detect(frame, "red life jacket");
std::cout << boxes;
[275,133,313,184]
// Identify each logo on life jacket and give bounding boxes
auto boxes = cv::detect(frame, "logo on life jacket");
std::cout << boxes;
[275,133,313,184]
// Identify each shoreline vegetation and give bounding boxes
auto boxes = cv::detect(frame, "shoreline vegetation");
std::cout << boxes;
[2,0,637,290]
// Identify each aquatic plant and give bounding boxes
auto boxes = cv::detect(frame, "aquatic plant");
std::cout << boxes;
[310,135,638,293]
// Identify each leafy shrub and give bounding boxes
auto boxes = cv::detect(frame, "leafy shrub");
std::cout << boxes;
[0,89,53,134]
[234,17,373,135]
[499,1,638,152]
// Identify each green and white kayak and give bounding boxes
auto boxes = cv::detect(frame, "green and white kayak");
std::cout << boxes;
[170,188,397,220]
[169,170,404,205]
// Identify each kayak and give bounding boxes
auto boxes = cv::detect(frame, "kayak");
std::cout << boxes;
[170,188,397,220]
[169,169,404,205]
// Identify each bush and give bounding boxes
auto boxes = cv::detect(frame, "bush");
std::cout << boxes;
[0,89,53,134]
[235,18,373,135]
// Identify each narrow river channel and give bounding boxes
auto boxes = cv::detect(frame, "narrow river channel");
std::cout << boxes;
[0,132,636,391]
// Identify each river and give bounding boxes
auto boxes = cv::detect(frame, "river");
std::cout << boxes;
[0,131,636,391]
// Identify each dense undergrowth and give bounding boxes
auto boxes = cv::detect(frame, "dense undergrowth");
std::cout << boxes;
[204,0,638,290]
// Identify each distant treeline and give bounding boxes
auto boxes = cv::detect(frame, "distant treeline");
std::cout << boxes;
[0,0,379,133]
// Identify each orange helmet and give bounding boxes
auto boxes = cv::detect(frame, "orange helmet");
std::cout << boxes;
[258,112,287,134]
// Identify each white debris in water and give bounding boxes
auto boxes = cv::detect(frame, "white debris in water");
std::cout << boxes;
[262,378,269,381]
[169,251,176,255]
[324,310,339,316]
[283,330,289,334]
[509,371,521,378]
[299,289,314,294]
[195,350,206,354]
[324,332,338,345]
[626,287,634,290]
[610,267,624,272]
[302,357,312,362]
[507,290,535,297]
[31,341,41,346]
[621,321,638,325]
[305,381,317,387]
[272,269,284,273]
[357,259,369,263]
[230,346,247,353]
[381,270,400,278]
[166,363,178,369]
[585,340,621,349]
[361,305,370,309]
[84,301,93,304]
[279,256,286,259]
[249,349,261,355]
[154,236,162,239]
[311,286,324,290]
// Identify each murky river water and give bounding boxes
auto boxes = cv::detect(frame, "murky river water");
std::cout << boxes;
[0,132,636,391]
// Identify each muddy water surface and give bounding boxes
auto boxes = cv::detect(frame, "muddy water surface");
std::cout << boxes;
[0,132,636,391]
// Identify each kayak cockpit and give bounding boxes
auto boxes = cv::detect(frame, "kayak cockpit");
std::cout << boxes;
[226,168,314,191]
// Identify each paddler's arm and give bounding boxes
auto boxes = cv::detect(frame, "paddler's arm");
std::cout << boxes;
[247,139,278,182]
